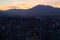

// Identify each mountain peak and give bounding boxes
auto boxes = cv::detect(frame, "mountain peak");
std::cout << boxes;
[31,5,55,9]
[0,5,60,17]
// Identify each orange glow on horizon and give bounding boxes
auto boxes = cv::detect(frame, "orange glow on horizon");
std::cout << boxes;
[0,4,60,10]
[51,4,60,8]
[0,4,35,10]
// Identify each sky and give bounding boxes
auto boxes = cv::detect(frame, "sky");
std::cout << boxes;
[0,0,60,10]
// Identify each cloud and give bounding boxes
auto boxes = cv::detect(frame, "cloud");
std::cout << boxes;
[0,0,60,10]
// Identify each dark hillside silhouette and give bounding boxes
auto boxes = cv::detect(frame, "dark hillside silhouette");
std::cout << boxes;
[0,5,60,40]
[0,5,60,17]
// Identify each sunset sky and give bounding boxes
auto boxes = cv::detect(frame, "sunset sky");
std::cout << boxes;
[0,0,60,10]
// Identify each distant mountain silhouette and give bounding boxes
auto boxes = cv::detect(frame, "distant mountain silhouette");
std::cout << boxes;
[0,10,6,17]
[27,5,60,16]
[0,5,60,17]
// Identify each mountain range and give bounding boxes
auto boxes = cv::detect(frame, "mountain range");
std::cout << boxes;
[0,5,60,17]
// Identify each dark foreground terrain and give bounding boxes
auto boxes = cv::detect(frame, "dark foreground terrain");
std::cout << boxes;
[0,15,60,40]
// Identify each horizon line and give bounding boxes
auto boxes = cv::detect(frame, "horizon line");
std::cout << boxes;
[0,4,60,11]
